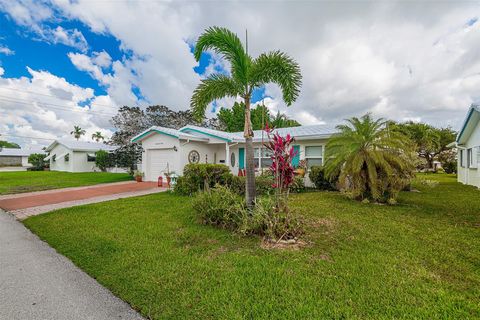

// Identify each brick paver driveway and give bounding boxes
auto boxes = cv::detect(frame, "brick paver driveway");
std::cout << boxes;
[0,181,165,219]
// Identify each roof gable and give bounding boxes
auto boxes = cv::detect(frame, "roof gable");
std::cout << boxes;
[131,126,208,143]
[456,105,480,144]
[46,139,115,152]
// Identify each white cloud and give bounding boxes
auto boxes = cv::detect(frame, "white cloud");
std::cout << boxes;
[0,46,14,55]
[0,67,117,147]
[51,26,88,52]
[2,1,480,147]
[0,67,4,76]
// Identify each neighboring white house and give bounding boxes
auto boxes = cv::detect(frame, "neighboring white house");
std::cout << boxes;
[456,105,480,188]
[131,124,337,183]
[0,147,45,167]
[45,139,115,172]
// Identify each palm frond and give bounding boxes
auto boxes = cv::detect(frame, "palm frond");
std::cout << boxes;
[190,74,241,120]
[194,26,250,85]
[249,51,302,105]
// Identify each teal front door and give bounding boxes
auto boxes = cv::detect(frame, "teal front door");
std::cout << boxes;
[292,145,300,167]
[239,148,245,169]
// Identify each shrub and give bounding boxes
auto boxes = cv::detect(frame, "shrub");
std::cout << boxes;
[442,161,456,174]
[192,185,246,229]
[95,150,110,172]
[240,197,303,240]
[309,166,337,190]
[435,167,446,174]
[28,153,46,171]
[174,164,231,195]
[225,174,305,196]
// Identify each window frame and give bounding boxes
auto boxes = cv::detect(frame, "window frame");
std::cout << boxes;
[304,145,324,170]
[254,147,273,170]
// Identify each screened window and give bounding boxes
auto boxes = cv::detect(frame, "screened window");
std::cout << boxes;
[305,146,323,169]
[468,148,473,168]
[254,148,273,169]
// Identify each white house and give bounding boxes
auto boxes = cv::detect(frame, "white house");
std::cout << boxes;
[45,139,115,172]
[0,147,45,167]
[131,124,337,182]
[456,105,480,188]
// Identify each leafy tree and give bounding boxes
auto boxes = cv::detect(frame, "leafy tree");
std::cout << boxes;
[191,26,302,207]
[70,126,86,140]
[91,131,104,142]
[218,102,300,132]
[28,153,46,171]
[392,122,456,170]
[95,150,110,172]
[0,140,20,149]
[324,114,415,203]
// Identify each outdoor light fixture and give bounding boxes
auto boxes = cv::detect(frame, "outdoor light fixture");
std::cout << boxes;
[173,146,178,152]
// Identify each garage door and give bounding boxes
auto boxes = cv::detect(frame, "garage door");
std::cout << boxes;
[147,149,173,181]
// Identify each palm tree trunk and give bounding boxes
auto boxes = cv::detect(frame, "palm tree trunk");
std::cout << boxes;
[244,97,256,208]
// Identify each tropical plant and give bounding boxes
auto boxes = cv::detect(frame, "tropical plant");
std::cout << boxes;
[91,131,104,142]
[190,26,302,207]
[324,114,416,203]
[263,125,297,211]
[70,126,86,140]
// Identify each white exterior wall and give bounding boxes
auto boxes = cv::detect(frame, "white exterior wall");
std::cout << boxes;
[71,151,99,172]
[140,133,180,181]
[49,144,73,172]
[458,121,480,188]
[21,156,31,167]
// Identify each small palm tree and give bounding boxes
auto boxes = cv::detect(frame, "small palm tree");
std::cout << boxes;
[91,131,104,142]
[324,114,415,203]
[70,126,86,141]
[191,26,302,207]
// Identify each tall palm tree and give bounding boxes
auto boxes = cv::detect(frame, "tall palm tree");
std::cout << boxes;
[191,26,302,207]
[70,126,86,141]
[91,131,104,142]
[324,114,415,202]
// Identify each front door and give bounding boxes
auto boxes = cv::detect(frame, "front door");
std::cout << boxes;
[239,148,245,169]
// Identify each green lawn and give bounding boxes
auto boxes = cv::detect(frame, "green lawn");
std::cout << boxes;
[24,174,479,319]
[0,171,132,195]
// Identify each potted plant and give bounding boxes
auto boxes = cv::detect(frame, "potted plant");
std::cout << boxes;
[133,170,143,182]
[165,171,176,187]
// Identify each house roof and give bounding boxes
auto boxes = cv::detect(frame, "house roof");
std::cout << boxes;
[45,139,116,152]
[456,104,480,144]
[0,147,45,157]
[131,126,208,143]
[129,123,339,144]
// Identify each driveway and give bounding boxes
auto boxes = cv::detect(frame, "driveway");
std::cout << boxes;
[0,211,144,320]
[0,181,165,219]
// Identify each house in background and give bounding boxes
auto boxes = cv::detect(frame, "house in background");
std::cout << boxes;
[456,105,480,188]
[131,124,338,184]
[45,139,115,172]
[0,147,45,167]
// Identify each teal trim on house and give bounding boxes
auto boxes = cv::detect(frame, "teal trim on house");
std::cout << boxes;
[239,148,245,169]
[179,127,232,142]
[132,129,178,142]
[456,106,478,143]
[292,145,300,167]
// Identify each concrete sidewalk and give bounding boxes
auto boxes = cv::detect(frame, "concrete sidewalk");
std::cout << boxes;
[0,211,145,320]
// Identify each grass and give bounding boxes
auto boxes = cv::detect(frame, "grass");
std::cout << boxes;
[0,171,132,195]
[24,174,479,319]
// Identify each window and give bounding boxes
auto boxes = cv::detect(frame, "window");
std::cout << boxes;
[64,154,69,162]
[254,148,273,169]
[460,150,464,168]
[52,154,56,162]
[230,152,236,167]
[305,146,323,169]
[467,148,473,168]
[87,153,96,162]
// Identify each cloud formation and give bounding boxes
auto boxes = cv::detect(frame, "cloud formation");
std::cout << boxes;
[1,1,480,147]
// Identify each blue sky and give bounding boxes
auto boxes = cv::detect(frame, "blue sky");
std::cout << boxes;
[0,1,479,147]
